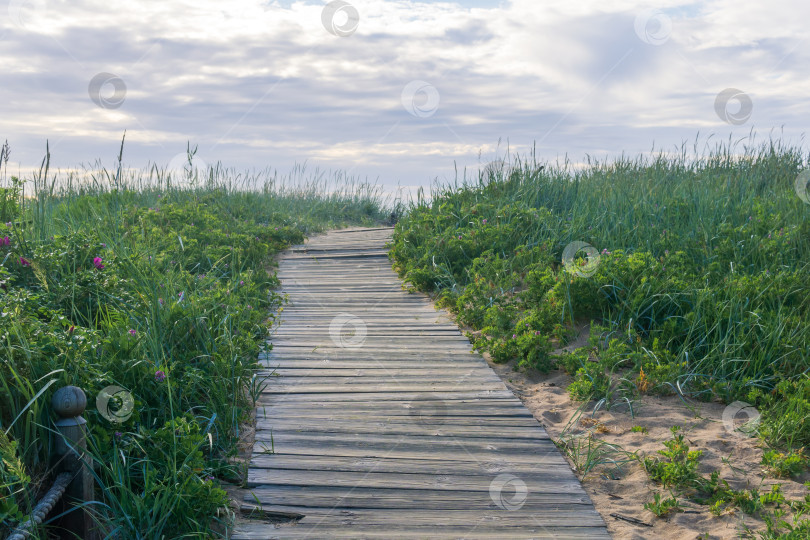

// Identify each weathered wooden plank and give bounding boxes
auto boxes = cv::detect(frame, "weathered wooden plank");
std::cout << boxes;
[247,454,563,474]
[233,525,610,540]
[243,485,591,507]
[250,445,557,464]
[270,327,463,333]
[270,323,461,329]
[255,406,532,419]
[257,419,544,434]
[265,346,477,354]
[259,360,487,369]
[237,506,606,525]
[269,339,474,347]
[255,420,550,440]
[264,369,500,378]
[255,406,533,419]
[242,228,607,538]
[246,468,584,492]
[256,375,505,385]
[253,431,555,449]
[263,383,507,394]
[255,399,530,413]
[256,390,517,402]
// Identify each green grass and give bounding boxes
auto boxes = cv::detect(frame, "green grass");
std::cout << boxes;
[553,406,636,480]
[642,427,810,533]
[0,144,387,538]
[389,136,810,451]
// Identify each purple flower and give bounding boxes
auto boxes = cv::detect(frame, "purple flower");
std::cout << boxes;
[19,257,30,267]
[128,329,136,336]
[535,331,541,336]
[512,334,517,339]
[0,236,10,246]
[93,257,105,270]
[239,280,244,286]
[4,222,10,227]
[154,370,166,382]
[114,431,122,440]
[458,235,462,240]
[482,219,487,224]
[158,298,164,306]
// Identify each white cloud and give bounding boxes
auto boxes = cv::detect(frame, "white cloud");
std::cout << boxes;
[0,0,808,190]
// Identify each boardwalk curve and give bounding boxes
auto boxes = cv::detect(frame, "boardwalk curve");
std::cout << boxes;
[233,227,610,539]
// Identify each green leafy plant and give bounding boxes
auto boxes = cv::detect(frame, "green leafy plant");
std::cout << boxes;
[643,426,703,489]
[761,449,809,478]
[644,492,682,518]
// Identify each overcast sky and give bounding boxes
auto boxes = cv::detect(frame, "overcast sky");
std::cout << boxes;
[1,0,808,194]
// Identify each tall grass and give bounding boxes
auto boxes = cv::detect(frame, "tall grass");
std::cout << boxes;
[1,144,387,538]
[391,135,810,447]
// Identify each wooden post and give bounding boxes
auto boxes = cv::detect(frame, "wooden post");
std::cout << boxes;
[52,386,96,540]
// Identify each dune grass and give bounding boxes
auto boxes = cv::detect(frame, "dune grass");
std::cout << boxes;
[0,144,387,538]
[389,136,810,450]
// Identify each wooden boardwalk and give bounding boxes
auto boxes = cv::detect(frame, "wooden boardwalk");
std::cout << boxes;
[233,227,609,539]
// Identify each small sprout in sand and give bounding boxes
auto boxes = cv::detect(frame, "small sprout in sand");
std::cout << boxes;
[644,492,682,518]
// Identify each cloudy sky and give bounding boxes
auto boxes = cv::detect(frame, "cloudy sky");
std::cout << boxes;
[1,0,808,194]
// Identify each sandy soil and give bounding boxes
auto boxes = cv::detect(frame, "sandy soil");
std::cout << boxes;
[484,324,810,539]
